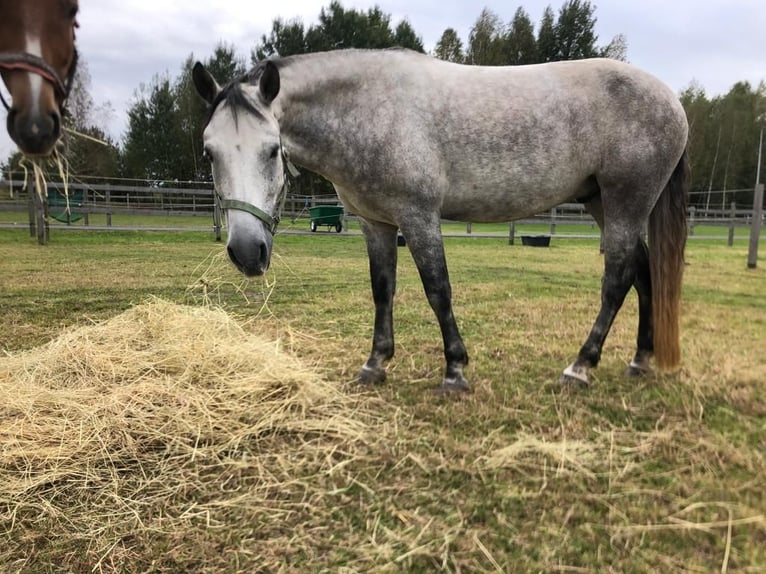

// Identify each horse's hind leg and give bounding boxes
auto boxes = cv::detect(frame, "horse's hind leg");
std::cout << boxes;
[581,198,654,378]
[579,197,653,382]
[627,240,654,376]
[357,219,398,384]
[400,215,469,394]
[561,198,652,384]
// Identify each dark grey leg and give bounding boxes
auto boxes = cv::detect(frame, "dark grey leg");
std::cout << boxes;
[561,236,640,386]
[400,217,469,394]
[626,239,654,376]
[357,219,398,384]
[575,197,653,384]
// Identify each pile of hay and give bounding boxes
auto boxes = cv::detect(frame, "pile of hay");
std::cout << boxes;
[0,300,385,570]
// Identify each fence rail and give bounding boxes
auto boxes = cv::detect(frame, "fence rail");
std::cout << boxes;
[0,180,760,246]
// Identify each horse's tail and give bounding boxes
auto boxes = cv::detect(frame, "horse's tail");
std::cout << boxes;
[649,149,690,370]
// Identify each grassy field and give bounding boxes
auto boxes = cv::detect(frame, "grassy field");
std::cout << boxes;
[1,227,764,572]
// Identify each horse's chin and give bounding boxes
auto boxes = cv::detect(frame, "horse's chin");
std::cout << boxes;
[237,262,269,278]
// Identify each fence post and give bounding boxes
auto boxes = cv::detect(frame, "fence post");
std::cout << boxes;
[688,206,695,236]
[27,187,36,238]
[728,202,736,247]
[31,179,48,245]
[747,183,764,269]
[213,193,222,242]
[508,222,515,245]
[466,222,472,234]
[105,185,112,227]
[550,207,556,235]
[82,188,90,226]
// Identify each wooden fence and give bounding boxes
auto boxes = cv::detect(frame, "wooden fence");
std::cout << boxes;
[0,179,759,246]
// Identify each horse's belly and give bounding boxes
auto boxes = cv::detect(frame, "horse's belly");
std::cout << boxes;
[440,184,575,223]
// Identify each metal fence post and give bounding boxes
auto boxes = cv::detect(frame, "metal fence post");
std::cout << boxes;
[728,201,736,247]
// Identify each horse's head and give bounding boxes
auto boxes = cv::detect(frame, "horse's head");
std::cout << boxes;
[0,0,79,156]
[193,60,285,277]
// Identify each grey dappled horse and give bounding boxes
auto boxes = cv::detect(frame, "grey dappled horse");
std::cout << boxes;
[192,49,689,394]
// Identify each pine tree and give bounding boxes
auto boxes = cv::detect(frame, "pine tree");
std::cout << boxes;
[434,28,465,63]
[505,8,538,65]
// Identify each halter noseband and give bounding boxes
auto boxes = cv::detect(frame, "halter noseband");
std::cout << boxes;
[0,50,77,111]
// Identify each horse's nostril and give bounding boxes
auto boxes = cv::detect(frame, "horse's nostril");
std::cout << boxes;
[259,242,269,265]
[50,112,61,136]
[226,246,240,267]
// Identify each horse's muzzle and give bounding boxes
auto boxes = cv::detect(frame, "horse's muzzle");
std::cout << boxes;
[7,108,61,156]
[226,234,272,277]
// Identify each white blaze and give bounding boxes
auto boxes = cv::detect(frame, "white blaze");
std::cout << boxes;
[24,35,44,116]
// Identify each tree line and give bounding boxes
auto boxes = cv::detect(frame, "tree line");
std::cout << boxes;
[2,1,764,209]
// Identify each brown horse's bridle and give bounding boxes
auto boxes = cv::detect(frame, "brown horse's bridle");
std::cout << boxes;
[0,49,77,111]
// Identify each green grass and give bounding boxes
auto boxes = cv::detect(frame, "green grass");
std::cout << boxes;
[1,228,764,572]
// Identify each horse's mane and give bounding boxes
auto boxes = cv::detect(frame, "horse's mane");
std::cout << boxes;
[204,59,286,128]
[203,49,421,128]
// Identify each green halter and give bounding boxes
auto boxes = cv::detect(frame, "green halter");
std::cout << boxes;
[216,147,299,234]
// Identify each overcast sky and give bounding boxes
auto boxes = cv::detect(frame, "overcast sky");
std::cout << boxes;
[1,0,764,160]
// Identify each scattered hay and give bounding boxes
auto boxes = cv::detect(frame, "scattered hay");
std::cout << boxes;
[0,300,386,571]
[484,433,603,478]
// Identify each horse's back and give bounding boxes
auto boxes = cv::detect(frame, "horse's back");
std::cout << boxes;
[280,50,688,223]
[393,54,688,220]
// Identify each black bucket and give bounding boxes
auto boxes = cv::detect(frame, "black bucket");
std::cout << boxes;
[521,235,551,247]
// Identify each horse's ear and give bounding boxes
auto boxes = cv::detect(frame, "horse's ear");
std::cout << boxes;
[259,61,280,104]
[192,62,221,105]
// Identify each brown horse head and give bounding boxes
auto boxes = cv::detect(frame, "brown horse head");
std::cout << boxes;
[0,0,79,156]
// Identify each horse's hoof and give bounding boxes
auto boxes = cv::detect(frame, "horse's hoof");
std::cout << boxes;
[560,363,590,388]
[433,377,470,396]
[625,361,652,378]
[357,365,386,385]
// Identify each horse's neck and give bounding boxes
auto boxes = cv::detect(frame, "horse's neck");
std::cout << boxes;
[275,52,395,180]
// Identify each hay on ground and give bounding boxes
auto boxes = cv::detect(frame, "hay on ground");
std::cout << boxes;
[0,299,384,570]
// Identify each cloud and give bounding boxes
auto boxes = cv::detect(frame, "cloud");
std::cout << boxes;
[2,0,764,162]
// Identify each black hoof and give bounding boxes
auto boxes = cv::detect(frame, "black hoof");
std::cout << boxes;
[625,364,651,378]
[433,379,471,396]
[559,373,590,389]
[357,366,386,385]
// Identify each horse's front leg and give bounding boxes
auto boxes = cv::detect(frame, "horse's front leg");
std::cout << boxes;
[357,219,398,384]
[400,215,470,394]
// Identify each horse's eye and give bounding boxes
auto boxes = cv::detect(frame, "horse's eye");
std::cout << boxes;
[203,148,213,163]
[269,146,280,160]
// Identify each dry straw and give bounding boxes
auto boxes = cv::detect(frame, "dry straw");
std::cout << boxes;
[0,299,386,570]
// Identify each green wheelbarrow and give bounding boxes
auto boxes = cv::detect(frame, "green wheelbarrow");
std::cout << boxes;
[309,205,344,233]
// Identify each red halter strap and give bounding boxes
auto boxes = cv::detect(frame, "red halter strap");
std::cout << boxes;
[0,52,70,110]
